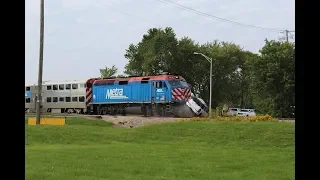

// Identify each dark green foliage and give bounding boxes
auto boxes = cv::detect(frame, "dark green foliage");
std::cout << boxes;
[108,27,294,117]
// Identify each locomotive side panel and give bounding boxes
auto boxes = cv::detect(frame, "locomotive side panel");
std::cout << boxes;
[131,82,140,102]
[139,82,151,103]
[93,84,133,104]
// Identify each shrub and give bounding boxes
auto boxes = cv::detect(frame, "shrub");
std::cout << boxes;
[181,114,276,122]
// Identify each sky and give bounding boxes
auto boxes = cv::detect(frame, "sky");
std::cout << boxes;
[25,0,295,85]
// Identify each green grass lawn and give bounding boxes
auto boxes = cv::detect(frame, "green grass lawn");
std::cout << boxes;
[25,117,295,180]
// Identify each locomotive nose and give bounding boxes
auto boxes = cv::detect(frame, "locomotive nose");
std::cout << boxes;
[171,87,192,101]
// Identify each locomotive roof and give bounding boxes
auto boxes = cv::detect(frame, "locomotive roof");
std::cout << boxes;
[93,75,185,84]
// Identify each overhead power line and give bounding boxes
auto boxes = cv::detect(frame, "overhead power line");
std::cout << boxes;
[91,0,162,27]
[155,0,289,32]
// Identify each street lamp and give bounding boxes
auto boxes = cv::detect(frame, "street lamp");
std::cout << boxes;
[193,52,213,118]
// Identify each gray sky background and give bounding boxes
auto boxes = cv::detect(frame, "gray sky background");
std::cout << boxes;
[25,0,295,85]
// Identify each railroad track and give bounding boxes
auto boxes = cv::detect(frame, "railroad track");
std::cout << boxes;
[25,113,295,122]
[25,113,179,119]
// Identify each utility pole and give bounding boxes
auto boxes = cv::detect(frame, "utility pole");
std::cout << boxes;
[279,30,295,42]
[36,0,45,125]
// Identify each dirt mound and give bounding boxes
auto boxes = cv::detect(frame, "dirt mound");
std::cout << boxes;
[99,115,180,128]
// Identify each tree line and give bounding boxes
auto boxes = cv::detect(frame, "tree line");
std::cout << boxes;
[100,27,295,118]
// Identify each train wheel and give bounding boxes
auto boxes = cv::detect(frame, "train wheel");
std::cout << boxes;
[161,106,166,116]
[121,109,126,116]
[156,105,162,116]
[147,105,153,117]
[99,108,105,115]
[141,105,147,117]
[109,106,114,115]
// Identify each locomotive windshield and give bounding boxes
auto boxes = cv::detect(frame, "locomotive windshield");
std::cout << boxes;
[168,80,189,87]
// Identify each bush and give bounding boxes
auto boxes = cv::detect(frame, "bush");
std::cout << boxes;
[181,114,276,122]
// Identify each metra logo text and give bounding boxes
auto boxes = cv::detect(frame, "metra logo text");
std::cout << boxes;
[106,88,128,99]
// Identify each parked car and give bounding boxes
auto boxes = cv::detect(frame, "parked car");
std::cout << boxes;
[237,109,256,117]
[226,108,241,116]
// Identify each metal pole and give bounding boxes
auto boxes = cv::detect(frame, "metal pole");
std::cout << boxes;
[193,52,213,118]
[209,58,212,118]
[36,0,44,125]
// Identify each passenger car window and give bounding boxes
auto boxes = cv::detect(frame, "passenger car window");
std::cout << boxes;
[53,85,58,90]
[59,84,64,90]
[79,96,85,102]
[72,84,78,90]
[66,84,71,90]
[72,97,78,102]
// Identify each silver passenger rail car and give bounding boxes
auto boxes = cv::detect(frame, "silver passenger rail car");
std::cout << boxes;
[25,80,87,114]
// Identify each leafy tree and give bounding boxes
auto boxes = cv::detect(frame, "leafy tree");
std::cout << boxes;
[99,65,118,78]
[122,27,295,117]
[124,27,178,76]
[249,40,295,117]
[116,74,126,78]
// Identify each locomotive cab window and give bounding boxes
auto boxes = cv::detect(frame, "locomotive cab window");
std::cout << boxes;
[163,81,167,88]
[26,98,31,103]
[72,84,78,90]
[46,97,52,103]
[66,84,71,90]
[53,85,58,90]
[168,80,189,87]
[59,97,65,102]
[152,81,156,87]
[59,84,64,90]
[47,86,52,90]
[26,87,30,91]
[72,97,78,102]
[79,96,85,102]
[156,81,162,88]
[66,97,71,102]
[53,97,58,102]
[80,84,85,88]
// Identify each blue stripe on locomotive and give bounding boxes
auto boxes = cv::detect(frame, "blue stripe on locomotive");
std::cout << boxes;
[92,81,172,104]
